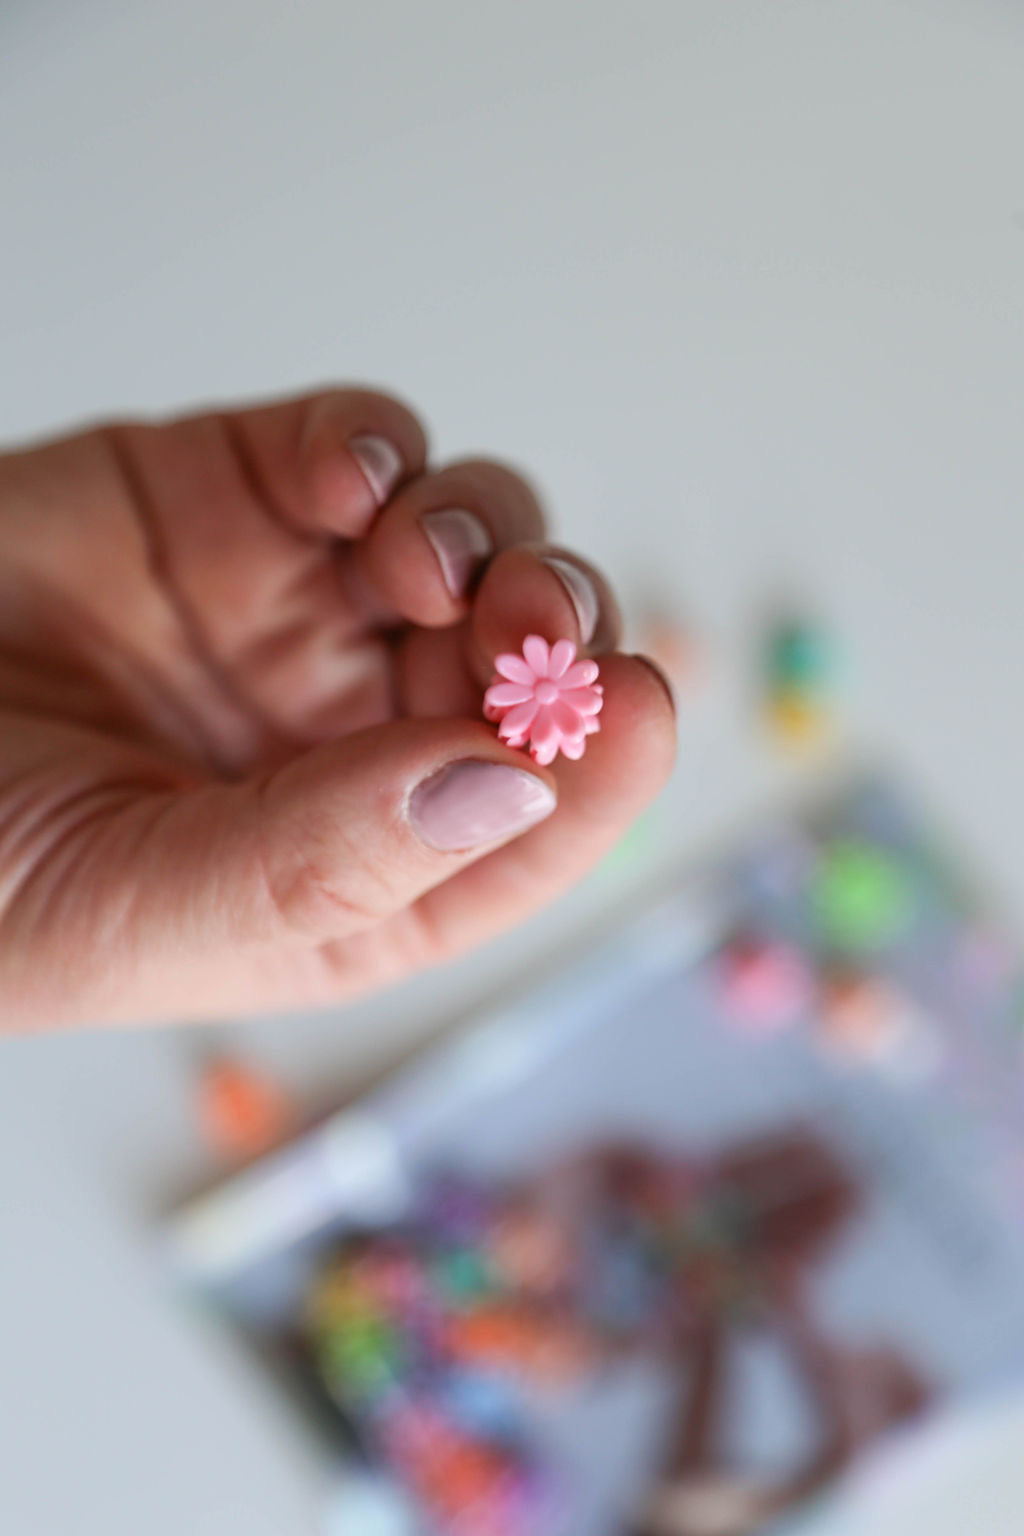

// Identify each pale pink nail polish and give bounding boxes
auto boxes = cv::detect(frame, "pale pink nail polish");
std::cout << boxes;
[409,761,556,851]
[349,433,403,507]
[542,555,600,644]
[421,508,494,598]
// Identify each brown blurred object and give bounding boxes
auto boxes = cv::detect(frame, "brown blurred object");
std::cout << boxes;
[631,1131,930,1536]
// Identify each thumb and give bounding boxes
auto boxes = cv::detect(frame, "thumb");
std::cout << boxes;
[1,718,556,1026]
[186,719,558,945]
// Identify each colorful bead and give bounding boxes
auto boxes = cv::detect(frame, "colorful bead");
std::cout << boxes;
[812,840,915,953]
[763,618,834,750]
[718,934,813,1032]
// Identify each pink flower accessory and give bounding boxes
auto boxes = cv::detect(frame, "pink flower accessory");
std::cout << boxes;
[483,635,604,766]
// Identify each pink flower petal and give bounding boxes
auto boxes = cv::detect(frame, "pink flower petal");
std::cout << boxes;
[551,699,586,740]
[495,653,536,685]
[560,659,599,688]
[531,738,559,766]
[584,715,601,734]
[522,635,551,676]
[529,704,559,753]
[560,735,586,760]
[485,681,535,708]
[548,638,577,679]
[559,686,603,716]
[498,699,539,740]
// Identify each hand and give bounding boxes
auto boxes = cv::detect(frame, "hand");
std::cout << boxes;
[0,387,676,1029]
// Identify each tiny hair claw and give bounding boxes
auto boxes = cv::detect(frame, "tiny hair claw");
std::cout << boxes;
[483,635,603,766]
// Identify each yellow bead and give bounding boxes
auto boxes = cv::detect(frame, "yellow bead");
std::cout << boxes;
[765,689,830,747]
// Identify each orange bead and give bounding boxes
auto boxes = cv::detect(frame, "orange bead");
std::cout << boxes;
[197,1055,291,1159]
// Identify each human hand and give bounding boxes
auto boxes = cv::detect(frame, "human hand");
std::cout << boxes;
[0,388,676,1029]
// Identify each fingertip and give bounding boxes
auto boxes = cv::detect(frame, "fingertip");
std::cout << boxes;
[357,459,546,629]
[409,758,557,852]
[551,652,677,804]
[626,652,678,720]
[420,508,494,601]
[302,421,413,538]
[603,651,678,749]
[540,554,601,645]
[471,545,621,685]
[221,387,429,539]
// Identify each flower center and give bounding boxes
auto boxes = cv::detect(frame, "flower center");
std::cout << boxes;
[534,680,559,705]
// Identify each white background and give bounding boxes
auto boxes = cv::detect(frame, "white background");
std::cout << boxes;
[1,2,1023,1532]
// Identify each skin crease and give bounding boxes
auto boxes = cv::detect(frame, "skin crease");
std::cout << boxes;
[0,387,677,1032]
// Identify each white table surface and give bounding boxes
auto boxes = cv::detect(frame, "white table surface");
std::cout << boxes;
[2,2,1023,1531]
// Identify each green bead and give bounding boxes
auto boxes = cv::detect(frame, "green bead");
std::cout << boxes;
[812,840,915,952]
[768,622,830,689]
[435,1247,490,1300]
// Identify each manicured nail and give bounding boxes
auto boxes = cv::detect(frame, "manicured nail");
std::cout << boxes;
[349,433,403,507]
[421,508,494,598]
[410,760,556,852]
[542,555,600,644]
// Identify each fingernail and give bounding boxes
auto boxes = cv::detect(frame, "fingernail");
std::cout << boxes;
[632,653,677,714]
[349,433,404,507]
[410,760,556,852]
[542,555,600,644]
[421,508,494,598]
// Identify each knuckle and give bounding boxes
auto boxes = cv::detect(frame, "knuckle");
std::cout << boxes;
[320,387,428,458]
[255,791,405,941]
[389,463,546,556]
[262,852,373,938]
[433,460,544,520]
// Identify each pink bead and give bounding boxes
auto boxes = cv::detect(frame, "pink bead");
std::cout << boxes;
[719,936,813,1033]
[483,635,604,765]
